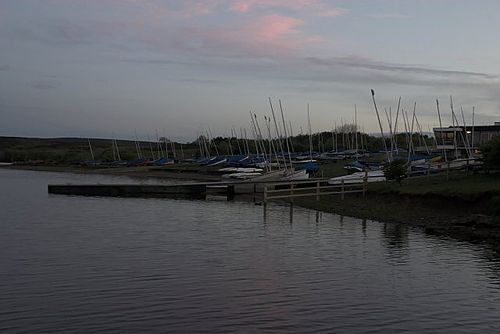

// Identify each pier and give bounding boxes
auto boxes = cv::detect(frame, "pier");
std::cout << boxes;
[48,178,367,201]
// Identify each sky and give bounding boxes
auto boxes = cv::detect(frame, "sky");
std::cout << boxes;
[1,0,500,142]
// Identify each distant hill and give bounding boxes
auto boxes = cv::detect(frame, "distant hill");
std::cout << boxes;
[0,136,196,163]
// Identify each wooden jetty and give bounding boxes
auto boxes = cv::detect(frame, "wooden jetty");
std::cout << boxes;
[48,178,367,201]
[48,183,208,198]
[263,179,366,203]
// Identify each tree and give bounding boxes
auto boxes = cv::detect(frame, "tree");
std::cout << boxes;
[383,159,408,185]
[481,136,500,171]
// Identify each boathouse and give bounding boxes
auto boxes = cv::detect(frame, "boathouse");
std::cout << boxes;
[433,122,500,158]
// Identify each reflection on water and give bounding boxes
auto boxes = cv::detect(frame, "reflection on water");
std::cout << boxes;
[1,169,500,333]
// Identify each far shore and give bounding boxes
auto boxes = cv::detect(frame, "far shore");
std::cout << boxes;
[2,164,222,181]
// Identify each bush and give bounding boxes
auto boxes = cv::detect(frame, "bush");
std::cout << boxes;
[481,136,500,171]
[383,159,408,185]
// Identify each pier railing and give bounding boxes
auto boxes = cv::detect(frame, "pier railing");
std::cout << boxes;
[263,178,367,203]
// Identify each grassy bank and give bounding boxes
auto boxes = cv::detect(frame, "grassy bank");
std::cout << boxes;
[294,172,500,244]
[0,136,201,163]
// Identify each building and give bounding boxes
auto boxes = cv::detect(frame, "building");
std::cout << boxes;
[433,122,500,159]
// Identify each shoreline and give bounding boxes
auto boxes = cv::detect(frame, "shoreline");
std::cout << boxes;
[2,165,221,181]
[3,164,499,248]
[294,191,500,246]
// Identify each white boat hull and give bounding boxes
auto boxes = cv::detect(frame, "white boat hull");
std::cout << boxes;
[328,171,385,185]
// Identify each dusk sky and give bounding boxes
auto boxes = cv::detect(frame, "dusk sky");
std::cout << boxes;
[1,0,499,142]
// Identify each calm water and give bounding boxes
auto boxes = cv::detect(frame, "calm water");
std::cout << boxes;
[1,169,500,333]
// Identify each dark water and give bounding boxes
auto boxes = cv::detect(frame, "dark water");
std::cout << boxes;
[1,169,500,333]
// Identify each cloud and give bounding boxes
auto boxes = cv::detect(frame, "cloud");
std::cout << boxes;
[0,64,11,71]
[46,0,347,18]
[128,13,323,58]
[117,58,196,66]
[367,13,409,19]
[28,79,62,90]
[234,14,310,50]
[229,0,347,17]
[197,14,323,56]
[305,56,498,80]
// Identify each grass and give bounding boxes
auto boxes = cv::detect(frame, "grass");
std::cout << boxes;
[292,171,500,237]
[0,136,201,163]
[369,172,500,197]
[317,161,351,178]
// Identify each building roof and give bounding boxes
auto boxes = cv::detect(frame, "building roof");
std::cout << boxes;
[434,124,500,132]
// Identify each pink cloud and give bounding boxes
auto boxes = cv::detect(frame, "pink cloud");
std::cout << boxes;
[247,14,303,42]
[38,1,330,58]
[229,0,347,17]
[185,14,323,56]
[44,0,347,19]
[135,13,323,59]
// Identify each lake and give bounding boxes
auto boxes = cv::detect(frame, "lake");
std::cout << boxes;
[1,168,500,333]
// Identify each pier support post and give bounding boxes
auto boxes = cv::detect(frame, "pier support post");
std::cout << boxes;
[263,203,267,221]
[363,176,367,198]
[341,180,345,200]
[316,181,320,201]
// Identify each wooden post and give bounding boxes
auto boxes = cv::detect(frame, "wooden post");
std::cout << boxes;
[263,202,267,221]
[316,181,320,201]
[290,183,294,203]
[263,185,267,221]
[363,174,367,198]
[341,179,345,200]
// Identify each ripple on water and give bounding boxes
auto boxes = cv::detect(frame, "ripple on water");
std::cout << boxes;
[1,169,500,333]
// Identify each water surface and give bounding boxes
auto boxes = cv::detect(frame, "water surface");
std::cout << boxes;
[1,169,500,333]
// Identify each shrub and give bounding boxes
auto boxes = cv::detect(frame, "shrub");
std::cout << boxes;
[481,136,500,171]
[383,159,408,185]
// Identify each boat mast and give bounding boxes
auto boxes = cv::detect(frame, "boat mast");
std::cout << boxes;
[111,138,116,161]
[354,104,359,159]
[335,120,338,152]
[450,96,459,159]
[269,98,288,170]
[414,111,430,155]
[208,128,218,156]
[253,113,269,169]
[197,133,204,158]
[436,99,447,162]
[460,107,471,158]
[241,128,249,155]
[307,103,313,161]
[384,107,393,158]
[232,127,242,155]
[471,106,475,153]
[393,97,401,155]
[370,89,390,162]
[407,103,416,164]
[226,131,234,156]
[279,99,293,168]
[331,126,335,152]
[87,138,95,161]
[264,116,279,170]
[248,114,260,156]
[288,120,295,153]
